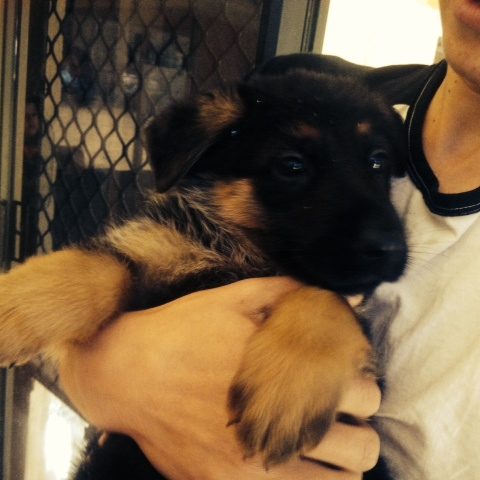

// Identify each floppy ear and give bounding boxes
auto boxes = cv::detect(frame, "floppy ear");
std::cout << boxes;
[145,88,245,192]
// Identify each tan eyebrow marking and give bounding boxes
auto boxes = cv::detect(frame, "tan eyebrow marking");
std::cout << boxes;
[356,121,372,135]
[197,90,244,136]
[292,123,322,140]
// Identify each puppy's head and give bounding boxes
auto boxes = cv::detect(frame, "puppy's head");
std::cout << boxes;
[146,70,407,294]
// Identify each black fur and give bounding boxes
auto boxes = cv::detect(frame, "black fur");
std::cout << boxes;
[73,435,164,480]
[72,70,407,478]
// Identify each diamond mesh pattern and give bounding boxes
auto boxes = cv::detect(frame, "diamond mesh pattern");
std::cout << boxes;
[28,0,265,255]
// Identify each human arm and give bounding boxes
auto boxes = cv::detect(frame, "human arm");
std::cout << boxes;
[59,278,380,479]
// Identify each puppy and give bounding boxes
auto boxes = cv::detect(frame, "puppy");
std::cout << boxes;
[0,69,407,478]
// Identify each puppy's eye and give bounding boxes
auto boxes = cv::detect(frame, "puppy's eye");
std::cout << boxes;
[273,153,307,180]
[368,149,389,172]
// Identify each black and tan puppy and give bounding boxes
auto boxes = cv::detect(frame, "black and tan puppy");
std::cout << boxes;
[0,69,407,478]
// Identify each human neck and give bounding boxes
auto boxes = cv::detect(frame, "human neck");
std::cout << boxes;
[423,65,480,193]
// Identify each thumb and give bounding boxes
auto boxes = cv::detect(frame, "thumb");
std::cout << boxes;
[214,277,303,325]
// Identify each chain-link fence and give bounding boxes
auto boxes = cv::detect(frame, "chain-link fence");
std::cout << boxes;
[24,0,274,258]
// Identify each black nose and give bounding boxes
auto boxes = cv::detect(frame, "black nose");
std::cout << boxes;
[357,231,407,278]
[361,233,405,257]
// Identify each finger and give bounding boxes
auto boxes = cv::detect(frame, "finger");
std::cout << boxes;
[338,376,381,418]
[304,422,380,473]
[240,455,362,480]
[297,460,362,480]
[214,277,302,324]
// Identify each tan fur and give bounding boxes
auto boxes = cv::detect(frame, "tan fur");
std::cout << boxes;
[105,218,225,285]
[146,190,269,275]
[0,250,132,364]
[229,286,372,466]
[356,120,372,136]
[292,122,322,140]
[212,179,266,230]
[197,90,244,136]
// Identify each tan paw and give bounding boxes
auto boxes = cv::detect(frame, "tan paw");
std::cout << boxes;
[0,249,131,366]
[0,274,48,366]
[228,359,341,467]
[227,287,373,467]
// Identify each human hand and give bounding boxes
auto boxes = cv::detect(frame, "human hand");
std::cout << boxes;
[59,278,380,479]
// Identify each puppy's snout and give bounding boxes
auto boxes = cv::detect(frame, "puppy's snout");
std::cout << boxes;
[360,232,405,257]
[357,230,407,277]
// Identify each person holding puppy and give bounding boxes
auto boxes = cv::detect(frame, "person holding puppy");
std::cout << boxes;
[60,0,480,478]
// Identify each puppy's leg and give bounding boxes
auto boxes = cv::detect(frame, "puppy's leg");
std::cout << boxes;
[228,286,373,467]
[0,249,132,365]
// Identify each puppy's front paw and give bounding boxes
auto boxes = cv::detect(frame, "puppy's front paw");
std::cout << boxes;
[0,271,51,366]
[227,287,372,468]
[0,249,131,366]
[228,347,342,467]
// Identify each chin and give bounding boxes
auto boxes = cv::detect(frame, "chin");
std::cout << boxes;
[450,58,480,94]
[442,10,480,92]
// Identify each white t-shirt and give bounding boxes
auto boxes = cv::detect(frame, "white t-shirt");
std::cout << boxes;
[364,176,480,480]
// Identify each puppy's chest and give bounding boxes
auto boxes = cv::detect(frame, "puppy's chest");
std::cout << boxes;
[124,219,274,310]
[129,250,274,310]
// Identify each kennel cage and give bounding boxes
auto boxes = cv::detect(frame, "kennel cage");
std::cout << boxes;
[0,0,325,477]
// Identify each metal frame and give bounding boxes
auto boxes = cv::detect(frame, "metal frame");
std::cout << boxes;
[256,0,284,63]
[312,0,330,53]
[0,0,30,271]
[275,0,322,55]
[0,2,31,478]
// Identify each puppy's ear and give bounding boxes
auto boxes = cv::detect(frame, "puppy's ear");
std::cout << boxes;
[145,89,245,192]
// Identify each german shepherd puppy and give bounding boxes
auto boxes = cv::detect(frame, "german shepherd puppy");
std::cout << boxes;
[0,69,407,478]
